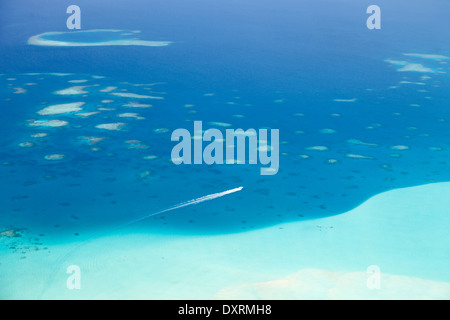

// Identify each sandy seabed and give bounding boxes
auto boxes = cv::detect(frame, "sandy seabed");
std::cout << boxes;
[0,182,449,300]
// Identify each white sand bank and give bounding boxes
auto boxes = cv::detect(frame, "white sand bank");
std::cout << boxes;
[1,182,449,299]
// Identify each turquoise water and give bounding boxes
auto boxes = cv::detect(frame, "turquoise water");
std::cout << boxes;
[0,0,449,299]
[40,30,136,43]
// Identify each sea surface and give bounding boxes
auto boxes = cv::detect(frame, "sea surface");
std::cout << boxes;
[0,0,449,299]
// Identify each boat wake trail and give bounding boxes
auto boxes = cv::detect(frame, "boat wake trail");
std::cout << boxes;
[40,186,244,298]
[119,186,244,229]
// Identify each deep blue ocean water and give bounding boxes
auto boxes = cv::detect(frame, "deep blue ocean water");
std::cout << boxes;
[1,0,450,242]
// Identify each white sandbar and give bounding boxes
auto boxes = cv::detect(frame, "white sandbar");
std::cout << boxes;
[54,86,89,95]
[44,154,65,161]
[75,112,100,118]
[37,102,85,116]
[27,30,172,47]
[126,141,149,149]
[111,92,164,99]
[12,87,27,94]
[5,183,448,299]
[208,122,232,127]
[31,133,48,138]
[100,87,117,93]
[398,63,435,73]
[27,119,69,127]
[319,128,337,134]
[78,136,105,145]
[346,153,374,160]
[153,128,169,134]
[333,98,357,102]
[143,155,158,160]
[390,145,409,151]
[306,146,328,151]
[68,80,89,83]
[403,53,449,60]
[385,59,436,73]
[347,139,378,147]
[18,142,34,148]
[117,113,145,120]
